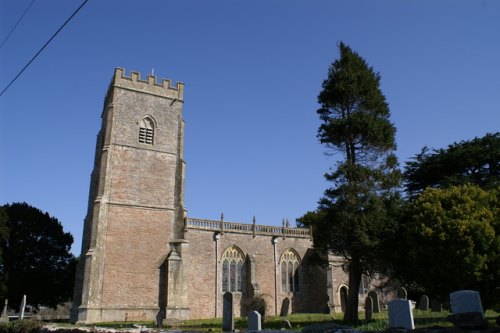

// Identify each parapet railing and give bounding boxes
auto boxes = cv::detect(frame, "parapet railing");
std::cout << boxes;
[185,217,312,239]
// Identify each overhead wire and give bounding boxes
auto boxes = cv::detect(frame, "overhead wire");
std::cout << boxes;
[0,0,38,49]
[0,0,89,98]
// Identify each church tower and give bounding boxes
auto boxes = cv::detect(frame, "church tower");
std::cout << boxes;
[71,68,187,323]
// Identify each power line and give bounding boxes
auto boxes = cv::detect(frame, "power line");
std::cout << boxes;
[0,0,38,49]
[0,0,89,98]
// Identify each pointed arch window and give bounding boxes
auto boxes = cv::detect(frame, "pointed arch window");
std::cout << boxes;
[280,249,300,293]
[221,246,245,292]
[139,117,155,144]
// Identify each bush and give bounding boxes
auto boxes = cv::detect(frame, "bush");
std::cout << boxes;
[0,320,43,333]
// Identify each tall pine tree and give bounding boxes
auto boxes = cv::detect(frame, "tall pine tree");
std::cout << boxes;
[314,42,401,322]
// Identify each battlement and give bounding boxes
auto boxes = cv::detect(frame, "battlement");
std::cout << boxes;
[112,68,184,101]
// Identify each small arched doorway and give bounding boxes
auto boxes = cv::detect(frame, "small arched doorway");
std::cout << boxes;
[339,286,348,313]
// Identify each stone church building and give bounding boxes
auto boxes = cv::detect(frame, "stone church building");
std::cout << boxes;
[70,68,374,324]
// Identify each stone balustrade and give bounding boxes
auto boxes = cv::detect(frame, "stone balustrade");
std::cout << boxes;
[186,217,311,238]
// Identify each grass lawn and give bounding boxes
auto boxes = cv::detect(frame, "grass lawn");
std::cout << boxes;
[76,309,499,332]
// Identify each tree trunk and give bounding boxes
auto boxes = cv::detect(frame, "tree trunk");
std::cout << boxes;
[343,257,362,323]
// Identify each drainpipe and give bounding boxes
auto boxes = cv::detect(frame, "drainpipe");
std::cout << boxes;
[272,236,278,315]
[214,232,221,317]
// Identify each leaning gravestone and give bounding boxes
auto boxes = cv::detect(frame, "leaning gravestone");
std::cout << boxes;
[447,290,486,329]
[19,295,26,320]
[368,290,380,313]
[248,310,261,331]
[397,287,407,299]
[388,299,415,330]
[0,299,8,323]
[418,295,429,311]
[222,292,234,332]
[364,296,373,321]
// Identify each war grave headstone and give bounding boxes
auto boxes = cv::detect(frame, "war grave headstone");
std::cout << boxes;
[368,290,380,313]
[364,296,373,321]
[248,311,261,331]
[222,292,234,332]
[447,290,487,329]
[388,299,415,330]
[418,295,429,311]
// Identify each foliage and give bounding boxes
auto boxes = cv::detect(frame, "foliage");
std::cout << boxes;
[395,184,500,306]
[241,294,267,321]
[0,320,43,333]
[1,202,77,308]
[404,132,500,197]
[305,41,401,322]
[0,207,8,299]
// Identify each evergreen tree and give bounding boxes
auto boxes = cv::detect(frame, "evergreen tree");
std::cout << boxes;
[404,132,500,197]
[312,42,401,322]
[1,202,77,308]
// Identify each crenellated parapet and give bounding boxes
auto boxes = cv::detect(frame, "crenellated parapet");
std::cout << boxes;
[112,67,184,101]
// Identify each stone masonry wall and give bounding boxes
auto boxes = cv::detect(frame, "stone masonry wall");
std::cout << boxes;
[183,227,329,319]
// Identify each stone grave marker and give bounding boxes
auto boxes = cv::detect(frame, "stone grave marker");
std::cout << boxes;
[430,299,442,312]
[368,290,380,313]
[0,299,8,323]
[248,311,261,331]
[222,292,234,332]
[19,295,26,320]
[280,298,290,317]
[364,296,373,321]
[447,290,486,329]
[397,287,407,299]
[388,299,415,330]
[418,295,429,311]
[450,290,483,314]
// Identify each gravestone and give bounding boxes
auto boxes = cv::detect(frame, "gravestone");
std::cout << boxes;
[447,290,486,329]
[280,298,290,317]
[397,287,407,299]
[222,292,234,332]
[418,295,429,311]
[0,299,8,323]
[388,299,415,330]
[450,290,483,314]
[368,291,380,313]
[430,299,442,312]
[364,296,373,321]
[19,295,26,320]
[248,311,261,331]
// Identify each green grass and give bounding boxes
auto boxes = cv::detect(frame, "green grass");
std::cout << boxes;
[47,310,500,332]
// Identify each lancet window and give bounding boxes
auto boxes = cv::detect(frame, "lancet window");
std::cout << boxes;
[139,117,155,144]
[221,246,245,292]
[280,249,300,293]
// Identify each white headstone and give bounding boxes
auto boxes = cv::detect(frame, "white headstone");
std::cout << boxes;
[388,299,415,330]
[248,310,261,331]
[450,290,484,316]
[19,295,26,320]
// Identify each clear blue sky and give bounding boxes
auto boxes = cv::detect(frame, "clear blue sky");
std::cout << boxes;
[1,1,499,255]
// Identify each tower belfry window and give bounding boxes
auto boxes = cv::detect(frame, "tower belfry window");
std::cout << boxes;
[139,117,154,144]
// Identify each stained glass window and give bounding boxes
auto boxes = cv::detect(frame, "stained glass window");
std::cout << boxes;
[221,246,245,292]
[280,249,300,293]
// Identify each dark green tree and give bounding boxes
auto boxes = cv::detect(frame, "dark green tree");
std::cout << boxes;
[396,184,499,307]
[0,207,8,299]
[1,202,77,308]
[310,42,401,322]
[404,132,500,197]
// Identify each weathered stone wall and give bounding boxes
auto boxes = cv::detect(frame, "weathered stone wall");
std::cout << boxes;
[72,68,185,323]
[183,226,329,319]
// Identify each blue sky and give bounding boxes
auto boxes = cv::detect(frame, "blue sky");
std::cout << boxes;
[1,1,499,255]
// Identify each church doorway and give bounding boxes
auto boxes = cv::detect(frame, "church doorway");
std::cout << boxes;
[339,286,348,313]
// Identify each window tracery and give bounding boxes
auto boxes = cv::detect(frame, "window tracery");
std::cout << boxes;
[221,246,245,292]
[280,249,300,293]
